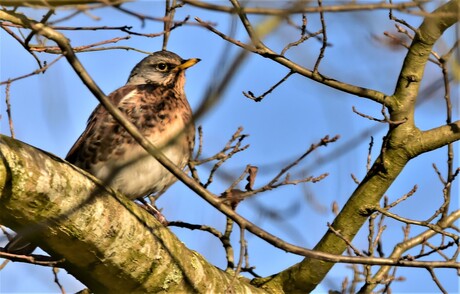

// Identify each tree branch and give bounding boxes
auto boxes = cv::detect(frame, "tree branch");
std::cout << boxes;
[0,0,128,7]
[391,0,459,122]
[182,0,422,15]
[2,2,459,292]
[196,14,389,104]
[2,137,458,291]
[0,135,263,293]
[412,121,460,155]
[260,1,460,292]
[358,209,460,293]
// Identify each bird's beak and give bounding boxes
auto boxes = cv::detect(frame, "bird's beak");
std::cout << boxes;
[176,58,201,71]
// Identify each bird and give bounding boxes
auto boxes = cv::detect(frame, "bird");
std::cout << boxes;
[5,50,200,254]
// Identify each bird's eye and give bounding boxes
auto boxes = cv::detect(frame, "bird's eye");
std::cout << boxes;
[155,63,168,72]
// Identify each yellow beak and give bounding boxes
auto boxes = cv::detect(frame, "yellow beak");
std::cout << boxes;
[176,58,201,71]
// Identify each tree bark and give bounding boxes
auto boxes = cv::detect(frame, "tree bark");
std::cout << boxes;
[260,1,460,292]
[0,135,266,293]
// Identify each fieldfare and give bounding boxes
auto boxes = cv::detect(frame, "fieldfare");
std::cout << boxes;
[5,50,200,254]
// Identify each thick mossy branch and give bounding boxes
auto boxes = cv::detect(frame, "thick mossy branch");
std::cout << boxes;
[414,121,460,155]
[0,135,264,293]
[262,1,459,292]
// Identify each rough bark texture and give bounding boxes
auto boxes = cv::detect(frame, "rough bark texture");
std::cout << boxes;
[0,135,266,293]
[1,1,459,293]
[260,1,459,292]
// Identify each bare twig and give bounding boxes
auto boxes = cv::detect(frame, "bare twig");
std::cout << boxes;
[229,0,263,49]
[388,1,417,32]
[167,221,223,239]
[24,9,55,47]
[0,250,65,267]
[374,207,458,242]
[162,0,185,50]
[113,5,171,24]
[327,223,365,257]
[195,17,256,52]
[163,0,173,50]
[230,135,338,199]
[280,14,329,56]
[196,17,389,105]
[313,0,327,73]
[243,71,294,102]
[280,31,320,56]
[414,241,455,261]
[364,214,376,284]
[30,35,132,53]
[191,127,249,188]
[234,226,246,277]
[4,81,15,138]
[52,267,66,294]
[48,8,87,25]
[385,185,418,209]
[2,21,191,37]
[373,217,386,258]
[268,135,338,187]
[284,14,332,46]
[0,23,42,68]
[223,217,235,271]
[2,4,459,279]
[0,259,10,270]
[367,136,374,172]
[240,266,260,278]
[194,126,204,160]
[350,173,360,185]
[167,217,240,274]
[426,267,448,294]
[183,0,422,15]
[439,50,454,220]
[352,106,407,126]
[359,210,460,293]
[0,55,64,85]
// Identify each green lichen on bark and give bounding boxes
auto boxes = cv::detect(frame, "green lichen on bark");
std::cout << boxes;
[261,1,459,292]
[0,135,269,293]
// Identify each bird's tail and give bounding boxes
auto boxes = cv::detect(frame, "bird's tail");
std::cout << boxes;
[4,234,37,255]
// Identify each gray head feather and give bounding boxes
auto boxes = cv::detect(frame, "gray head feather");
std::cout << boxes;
[126,51,185,86]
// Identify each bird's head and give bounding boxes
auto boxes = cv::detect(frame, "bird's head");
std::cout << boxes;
[126,50,200,88]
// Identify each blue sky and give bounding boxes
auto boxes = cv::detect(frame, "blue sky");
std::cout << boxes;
[1,1,459,293]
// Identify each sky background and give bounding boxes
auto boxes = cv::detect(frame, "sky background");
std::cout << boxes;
[1,1,459,293]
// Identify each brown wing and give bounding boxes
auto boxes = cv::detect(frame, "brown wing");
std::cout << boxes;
[65,84,139,165]
[65,83,194,172]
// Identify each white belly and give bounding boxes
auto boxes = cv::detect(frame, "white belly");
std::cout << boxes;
[89,144,187,199]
